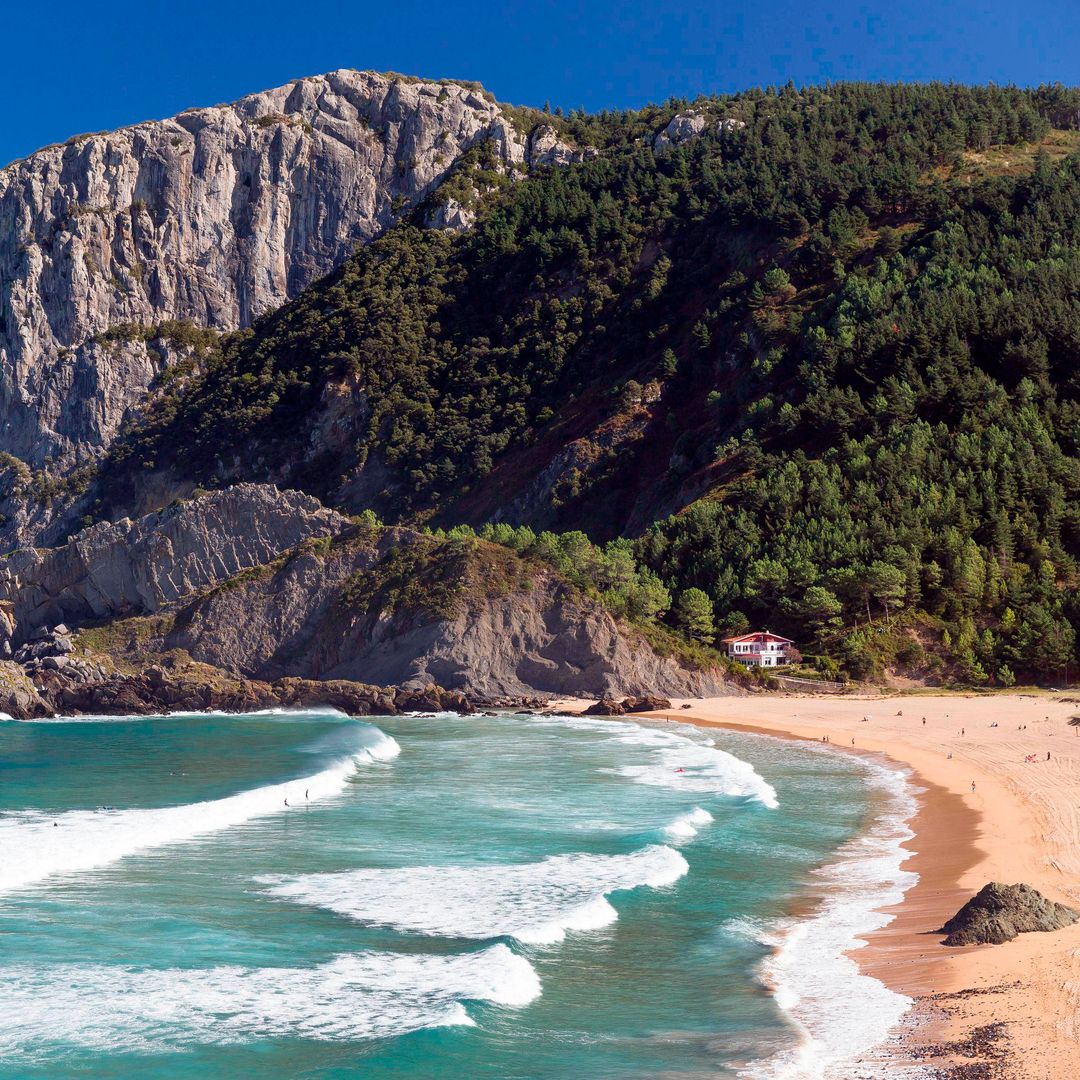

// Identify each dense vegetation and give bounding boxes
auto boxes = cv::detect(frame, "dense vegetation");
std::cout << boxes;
[92,81,1080,683]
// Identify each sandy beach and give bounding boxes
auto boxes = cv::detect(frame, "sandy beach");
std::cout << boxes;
[634,693,1080,1078]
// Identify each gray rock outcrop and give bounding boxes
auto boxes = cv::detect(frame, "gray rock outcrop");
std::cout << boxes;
[526,125,596,167]
[652,112,746,153]
[0,484,735,701]
[161,529,736,698]
[0,70,573,471]
[0,483,349,636]
[938,882,1080,946]
[38,667,471,720]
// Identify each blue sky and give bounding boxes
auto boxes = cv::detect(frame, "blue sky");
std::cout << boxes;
[5,0,1080,166]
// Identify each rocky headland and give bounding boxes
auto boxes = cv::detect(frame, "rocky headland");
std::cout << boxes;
[0,483,735,719]
[0,71,586,471]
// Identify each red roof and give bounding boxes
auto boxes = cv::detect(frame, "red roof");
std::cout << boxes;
[721,631,794,645]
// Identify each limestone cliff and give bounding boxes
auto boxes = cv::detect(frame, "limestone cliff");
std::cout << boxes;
[0,483,349,637]
[0,70,570,470]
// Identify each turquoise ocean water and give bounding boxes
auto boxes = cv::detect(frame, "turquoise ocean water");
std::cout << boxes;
[0,710,918,1078]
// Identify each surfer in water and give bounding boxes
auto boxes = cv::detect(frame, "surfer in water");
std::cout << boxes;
[284,798,289,807]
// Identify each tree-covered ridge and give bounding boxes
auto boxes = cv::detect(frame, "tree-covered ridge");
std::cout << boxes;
[641,151,1080,680]
[93,81,1080,682]
[104,82,1060,495]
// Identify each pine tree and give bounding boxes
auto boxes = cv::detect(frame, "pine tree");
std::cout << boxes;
[677,588,716,642]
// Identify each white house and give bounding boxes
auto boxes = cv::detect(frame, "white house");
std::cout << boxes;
[722,631,794,667]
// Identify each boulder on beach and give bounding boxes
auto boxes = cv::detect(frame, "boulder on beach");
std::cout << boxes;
[622,695,673,713]
[584,698,626,716]
[938,882,1080,946]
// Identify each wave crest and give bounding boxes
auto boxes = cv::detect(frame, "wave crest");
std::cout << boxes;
[262,844,689,946]
[0,944,537,1060]
[740,759,919,1079]
[663,806,715,840]
[0,724,399,894]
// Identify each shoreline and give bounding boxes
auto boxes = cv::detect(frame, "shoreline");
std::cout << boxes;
[639,694,1080,1078]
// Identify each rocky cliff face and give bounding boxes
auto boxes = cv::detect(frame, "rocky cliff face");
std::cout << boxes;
[161,529,734,698]
[0,483,348,637]
[0,70,567,469]
[0,484,734,703]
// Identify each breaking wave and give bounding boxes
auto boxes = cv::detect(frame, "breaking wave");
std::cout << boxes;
[663,806,714,840]
[0,944,538,1061]
[740,758,920,1079]
[262,844,689,946]
[0,725,400,894]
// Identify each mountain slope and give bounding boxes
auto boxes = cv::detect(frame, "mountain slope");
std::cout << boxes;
[0,69,576,472]
[7,78,1080,684]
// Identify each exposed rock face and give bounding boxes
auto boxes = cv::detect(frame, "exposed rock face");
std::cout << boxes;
[0,659,50,717]
[0,650,473,720]
[0,70,566,469]
[939,882,1080,946]
[0,601,13,659]
[0,484,734,703]
[36,667,471,720]
[583,695,673,716]
[622,695,673,712]
[584,698,626,716]
[0,484,349,636]
[652,112,746,153]
[161,531,736,698]
[526,125,596,167]
[423,197,477,232]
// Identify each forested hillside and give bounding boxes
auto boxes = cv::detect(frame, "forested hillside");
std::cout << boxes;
[70,82,1080,682]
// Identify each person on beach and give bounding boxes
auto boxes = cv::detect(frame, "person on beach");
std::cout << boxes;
[971,781,976,792]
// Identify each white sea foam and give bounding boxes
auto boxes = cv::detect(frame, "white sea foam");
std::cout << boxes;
[0,726,400,894]
[525,713,779,808]
[0,944,537,1060]
[663,806,714,840]
[610,727,779,808]
[262,844,689,946]
[16,706,352,723]
[740,758,924,1080]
